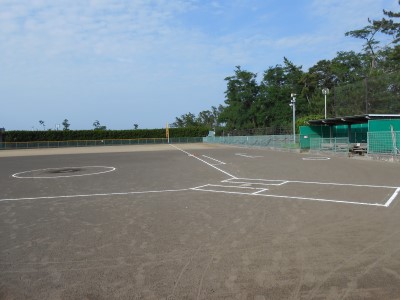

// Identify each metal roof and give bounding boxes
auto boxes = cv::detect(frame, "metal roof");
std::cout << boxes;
[308,114,400,126]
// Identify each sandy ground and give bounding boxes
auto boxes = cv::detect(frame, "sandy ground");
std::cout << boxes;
[1,143,400,299]
[0,143,222,157]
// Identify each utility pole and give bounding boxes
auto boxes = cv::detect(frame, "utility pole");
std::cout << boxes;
[322,88,329,119]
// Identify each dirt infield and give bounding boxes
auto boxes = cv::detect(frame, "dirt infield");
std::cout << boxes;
[1,143,400,299]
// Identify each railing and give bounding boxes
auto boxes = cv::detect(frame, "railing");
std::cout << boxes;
[0,137,203,150]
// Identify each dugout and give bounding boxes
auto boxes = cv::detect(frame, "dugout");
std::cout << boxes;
[300,114,400,153]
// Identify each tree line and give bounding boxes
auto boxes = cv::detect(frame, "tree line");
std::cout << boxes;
[35,119,140,131]
[174,2,400,133]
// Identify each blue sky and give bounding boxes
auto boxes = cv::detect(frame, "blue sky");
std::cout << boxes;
[0,0,398,130]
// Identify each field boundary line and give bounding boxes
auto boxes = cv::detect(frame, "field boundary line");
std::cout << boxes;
[0,189,190,202]
[169,144,236,178]
[192,185,386,207]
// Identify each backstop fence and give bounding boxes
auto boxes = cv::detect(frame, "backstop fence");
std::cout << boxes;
[219,126,292,137]
[334,71,400,116]
[203,135,298,150]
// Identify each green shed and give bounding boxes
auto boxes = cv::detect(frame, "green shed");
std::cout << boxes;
[300,114,400,154]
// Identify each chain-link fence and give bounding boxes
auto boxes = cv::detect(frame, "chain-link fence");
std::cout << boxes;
[0,137,203,150]
[368,131,400,155]
[219,126,292,137]
[204,135,298,150]
[334,71,400,116]
[309,137,350,155]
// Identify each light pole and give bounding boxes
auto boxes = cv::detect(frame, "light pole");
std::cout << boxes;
[290,93,296,143]
[322,88,329,119]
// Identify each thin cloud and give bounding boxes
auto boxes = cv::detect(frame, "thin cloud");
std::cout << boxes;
[0,0,396,129]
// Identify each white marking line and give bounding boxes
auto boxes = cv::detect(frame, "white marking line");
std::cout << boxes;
[196,184,265,191]
[286,179,399,189]
[170,144,236,179]
[191,187,261,197]
[235,153,263,158]
[201,155,226,165]
[385,187,400,207]
[223,178,288,186]
[226,177,400,189]
[194,178,400,207]
[263,193,385,207]
[302,157,331,161]
[252,189,268,195]
[12,166,116,179]
[192,186,385,207]
[0,189,190,203]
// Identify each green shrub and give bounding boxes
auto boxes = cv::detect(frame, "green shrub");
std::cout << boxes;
[4,127,209,142]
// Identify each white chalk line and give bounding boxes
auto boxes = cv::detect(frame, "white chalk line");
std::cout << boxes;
[170,146,400,208]
[0,189,190,203]
[191,185,386,207]
[192,177,400,207]
[385,187,400,207]
[223,178,288,186]
[194,184,266,191]
[12,166,116,179]
[235,153,263,158]
[252,189,268,195]
[201,155,226,165]
[169,144,236,178]
[225,177,400,190]
[3,147,399,208]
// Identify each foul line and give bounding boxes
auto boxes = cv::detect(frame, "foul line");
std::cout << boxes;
[0,189,190,203]
[169,144,236,178]
[170,147,400,208]
[235,153,263,158]
[302,157,331,161]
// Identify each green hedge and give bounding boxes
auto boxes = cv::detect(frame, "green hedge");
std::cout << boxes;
[4,127,209,142]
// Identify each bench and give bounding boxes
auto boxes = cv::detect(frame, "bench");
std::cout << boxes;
[351,143,367,155]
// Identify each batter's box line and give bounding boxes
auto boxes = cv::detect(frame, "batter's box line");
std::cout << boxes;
[201,155,226,166]
[191,184,400,207]
[223,178,400,207]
